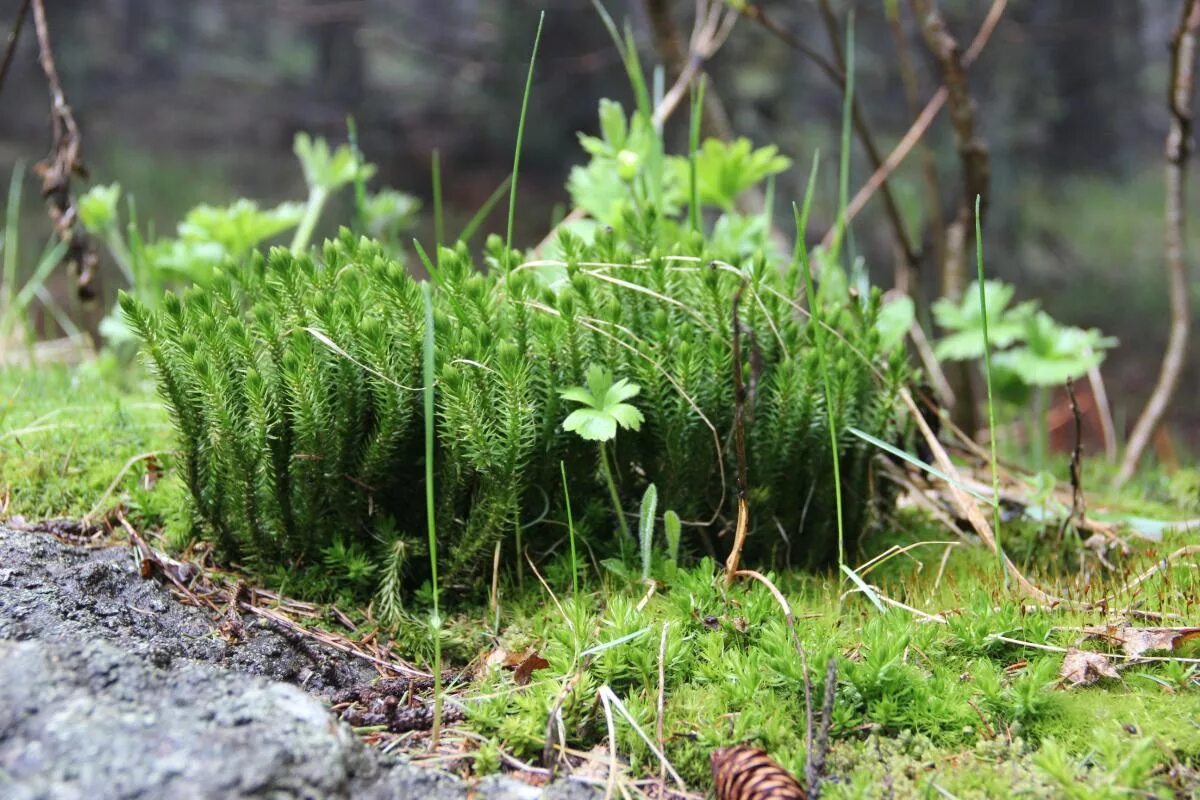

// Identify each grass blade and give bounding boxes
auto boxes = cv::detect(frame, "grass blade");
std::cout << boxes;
[793,157,846,570]
[688,75,706,234]
[346,116,367,235]
[846,425,993,503]
[974,194,1003,577]
[840,563,886,613]
[505,11,545,268]
[421,281,443,746]
[828,12,856,265]
[432,148,444,256]
[562,461,579,597]
[458,175,511,245]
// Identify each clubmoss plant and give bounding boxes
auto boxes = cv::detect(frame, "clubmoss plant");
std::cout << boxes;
[124,75,908,603]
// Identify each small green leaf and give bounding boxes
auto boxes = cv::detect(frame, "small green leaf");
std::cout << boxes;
[559,364,645,443]
[638,483,658,580]
[604,377,641,405]
[562,407,617,442]
[607,403,644,431]
[558,386,597,405]
[664,509,682,566]
[875,295,915,353]
[294,132,377,194]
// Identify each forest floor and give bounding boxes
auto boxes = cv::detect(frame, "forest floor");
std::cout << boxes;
[2,364,1200,799]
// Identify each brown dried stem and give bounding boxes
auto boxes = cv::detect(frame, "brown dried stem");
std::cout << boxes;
[807,657,838,799]
[644,0,734,139]
[1057,378,1086,543]
[837,0,1007,235]
[723,276,751,585]
[909,0,989,290]
[885,0,946,294]
[0,0,31,98]
[743,1,920,276]
[29,0,97,303]
[1115,0,1200,486]
[908,0,992,432]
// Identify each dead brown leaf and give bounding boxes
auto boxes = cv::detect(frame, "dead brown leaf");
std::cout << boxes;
[512,653,550,686]
[1082,625,1200,658]
[1060,648,1120,686]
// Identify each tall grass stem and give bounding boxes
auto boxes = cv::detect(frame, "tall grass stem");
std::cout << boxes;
[974,194,1003,578]
[505,12,545,268]
[421,282,443,746]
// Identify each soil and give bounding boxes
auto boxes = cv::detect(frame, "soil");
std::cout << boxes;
[0,524,596,800]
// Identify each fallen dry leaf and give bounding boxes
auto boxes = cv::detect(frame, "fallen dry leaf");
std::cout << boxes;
[512,652,550,686]
[1060,648,1120,686]
[1082,625,1200,658]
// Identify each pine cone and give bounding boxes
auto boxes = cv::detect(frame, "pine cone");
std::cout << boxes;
[711,745,807,800]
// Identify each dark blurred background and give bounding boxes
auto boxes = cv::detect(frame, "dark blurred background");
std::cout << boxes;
[1,0,1197,451]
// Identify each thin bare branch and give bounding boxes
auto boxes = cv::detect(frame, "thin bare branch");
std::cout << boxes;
[29,0,97,304]
[837,0,1007,234]
[745,0,921,275]
[1116,0,1200,486]
[0,0,31,98]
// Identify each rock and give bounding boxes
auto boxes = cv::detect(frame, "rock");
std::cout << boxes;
[0,527,599,800]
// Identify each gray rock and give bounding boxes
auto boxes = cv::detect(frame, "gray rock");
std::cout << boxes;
[0,527,598,800]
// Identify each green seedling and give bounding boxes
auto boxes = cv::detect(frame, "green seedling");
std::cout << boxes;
[291,132,376,253]
[638,483,657,581]
[560,364,645,541]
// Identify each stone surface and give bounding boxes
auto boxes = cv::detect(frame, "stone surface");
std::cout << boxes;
[0,526,598,800]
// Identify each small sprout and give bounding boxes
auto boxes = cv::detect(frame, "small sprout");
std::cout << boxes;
[664,509,682,567]
[560,364,644,443]
[616,149,641,182]
[294,132,376,194]
[638,483,658,581]
[79,183,122,233]
[560,365,644,539]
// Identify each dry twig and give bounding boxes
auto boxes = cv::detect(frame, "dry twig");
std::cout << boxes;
[723,276,751,585]
[0,0,31,97]
[1116,0,1200,486]
[837,0,1007,234]
[29,0,97,302]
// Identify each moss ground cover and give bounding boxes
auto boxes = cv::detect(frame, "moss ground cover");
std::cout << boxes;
[4,363,1198,797]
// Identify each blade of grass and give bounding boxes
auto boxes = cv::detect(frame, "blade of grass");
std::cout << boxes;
[458,175,511,245]
[974,194,1003,578]
[505,11,545,269]
[347,116,367,235]
[412,238,437,279]
[561,461,578,597]
[828,12,856,265]
[839,563,886,613]
[846,425,993,503]
[580,627,651,659]
[638,483,658,581]
[794,157,846,569]
[421,281,443,747]
[687,75,706,234]
[761,173,776,251]
[432,148,444,258]
[793,153,820,270]
[2,163,24,331]
[12,238,67,313]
